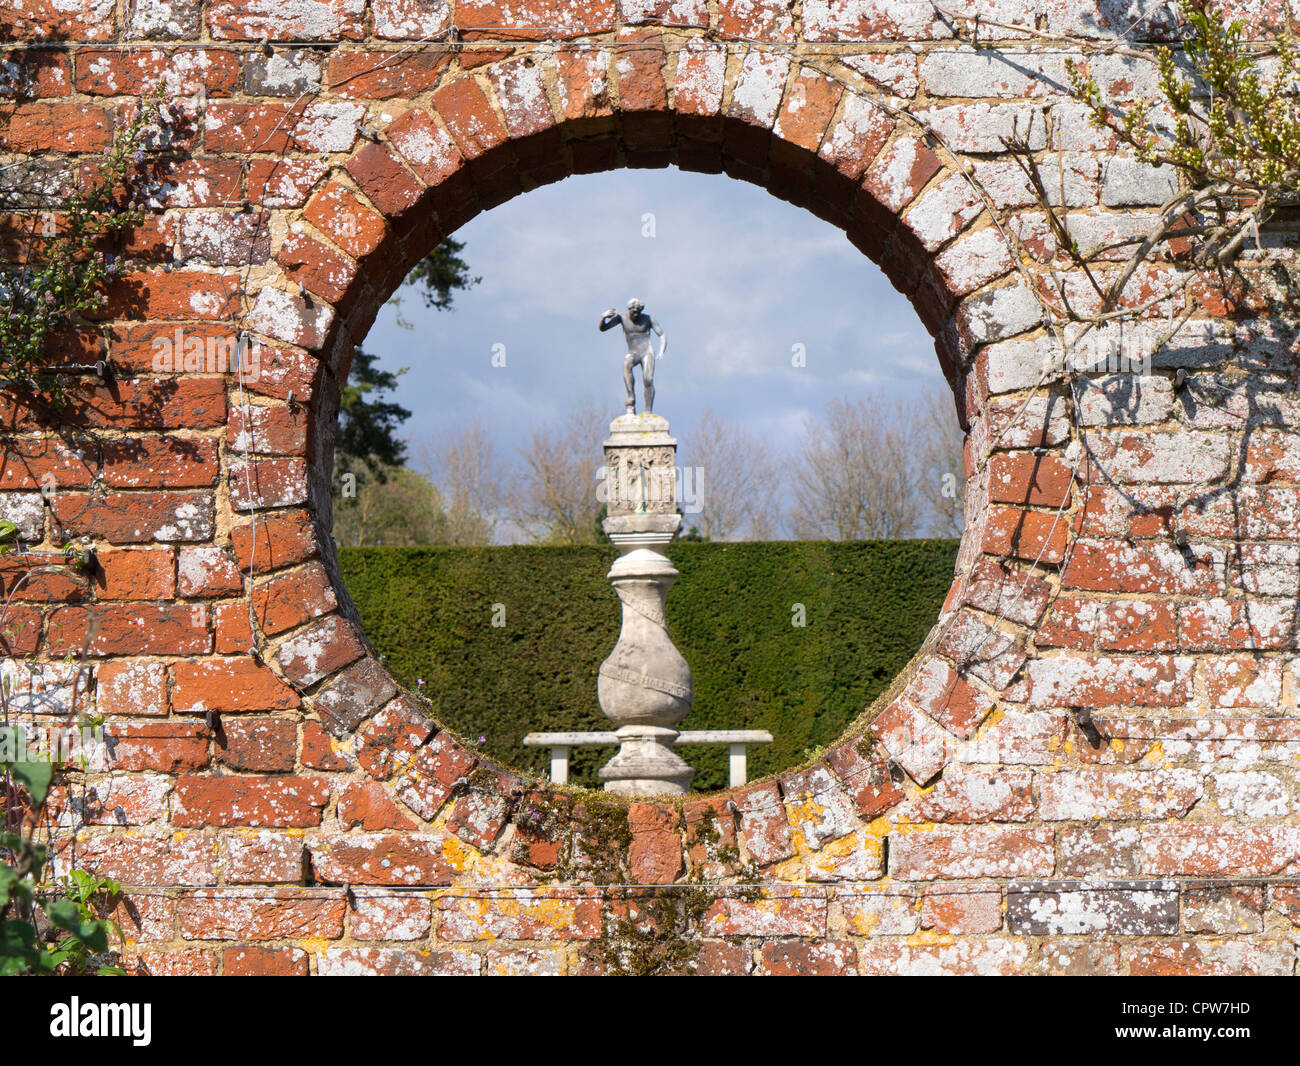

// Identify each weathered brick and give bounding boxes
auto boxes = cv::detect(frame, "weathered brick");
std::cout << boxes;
[1006,881,1178,935]
[172,658,300,715]
[437,891,601,941]
[173,775,330,828]
[309,833,456,885]
[179,889,344,939]
[889,826,1055,880]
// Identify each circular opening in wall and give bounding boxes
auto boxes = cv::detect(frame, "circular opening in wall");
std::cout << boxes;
[327,166,968,793]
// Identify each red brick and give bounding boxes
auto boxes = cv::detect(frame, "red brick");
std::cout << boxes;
[124,950,218,977]
[1,102,112,152]
[2,378,227,431]
[437,890,601,940]
[173,775,330,827]
[920,885,1003,934]
[1062,539,1222,595]
[274,614,365,687]
[889,826,1055,880]
[275,232,358,306]
[223,945,309,976]
[172,658,300,715]
[77,834,218,886]
[229,457,309,511]
[247,158,329,208]
[823,740,904,820]
[704,894,826,938]
[218,717,298,772]
[1128,940,1293,977]
[356,697,434,778]
[349,892,432,940]
[760,941,856,975]
[207,0,366,40]
[230,510,319,573]
[301,720,352,772]
[222,832,305,883]
[328,47,450,98]
[456,0,615,39]
[98,271,240,322]
[396,731,476,819]
[177,546,243,598]
[320,947,477,975]
[346,140,426,222]
[179,889,343,939]
[983,506,1068,564]
[1201,655,1283,709]
[95,548,175,600]
[47,604,211,656]
[734,781,794,867]
[96,659,168,718]
[339,781,417,830]
[304,180,390,259]
[100,437,220,489]
[557,47,613,121]
[1026,655,1194,708]
[431,77,509,160]
[308,833,457,885]
[627,803,683,884]
[901,769,1036,823]
[75,47,241,96]
[989,452,1074,507]
[215,602,255,655]
[1142,825,1300,877]
[720,0,793,38]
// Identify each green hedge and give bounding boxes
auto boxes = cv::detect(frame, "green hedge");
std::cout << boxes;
[339,540,959,791]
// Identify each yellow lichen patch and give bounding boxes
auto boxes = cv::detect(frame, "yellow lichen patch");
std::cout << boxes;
[440,834,476,872]
[865,816,893,839]
[784,790,833,852]
[906,929,955,947]
[1110,738,1126,752]
[299,936,331,955]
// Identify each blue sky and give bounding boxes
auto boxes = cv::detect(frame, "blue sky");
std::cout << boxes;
[362,165,948,492]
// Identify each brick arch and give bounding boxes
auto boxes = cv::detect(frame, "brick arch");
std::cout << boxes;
[242,49,1027,803]
[5,1,1298,974]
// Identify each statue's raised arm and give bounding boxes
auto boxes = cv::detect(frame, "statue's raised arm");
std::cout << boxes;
[599,298,665,415]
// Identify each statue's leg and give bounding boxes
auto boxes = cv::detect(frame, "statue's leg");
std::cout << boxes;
[623,354,636,412]
[643,353,655,414]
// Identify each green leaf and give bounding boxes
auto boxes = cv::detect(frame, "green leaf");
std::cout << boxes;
[5,751,53,807]
[47,897,112,953]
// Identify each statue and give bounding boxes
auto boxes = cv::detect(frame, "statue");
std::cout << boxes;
[599,298,666,415]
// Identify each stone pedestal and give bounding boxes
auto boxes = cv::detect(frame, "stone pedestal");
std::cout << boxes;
[596,414,694,795]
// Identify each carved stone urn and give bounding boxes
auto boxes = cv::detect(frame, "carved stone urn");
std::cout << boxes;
[596,413,694,795]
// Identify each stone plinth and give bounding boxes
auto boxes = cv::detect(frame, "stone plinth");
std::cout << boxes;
[596,413,694,795]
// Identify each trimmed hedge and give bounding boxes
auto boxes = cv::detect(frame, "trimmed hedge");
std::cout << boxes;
[339,540,959,791]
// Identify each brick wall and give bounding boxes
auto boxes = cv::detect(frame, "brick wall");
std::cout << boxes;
[2,0,1300,974]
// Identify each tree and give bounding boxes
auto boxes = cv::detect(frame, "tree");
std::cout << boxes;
[684,409,780,541]
[404,238,481,311]
[790,396,923,541]
[335,348,411,484]
[333,241,478,500]
[914,387,966,538]
[411,421,500,546]
[332,463,451,546]
[505,404,607,545]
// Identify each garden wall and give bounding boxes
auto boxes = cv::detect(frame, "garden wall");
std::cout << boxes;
[2,0,1300,974]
